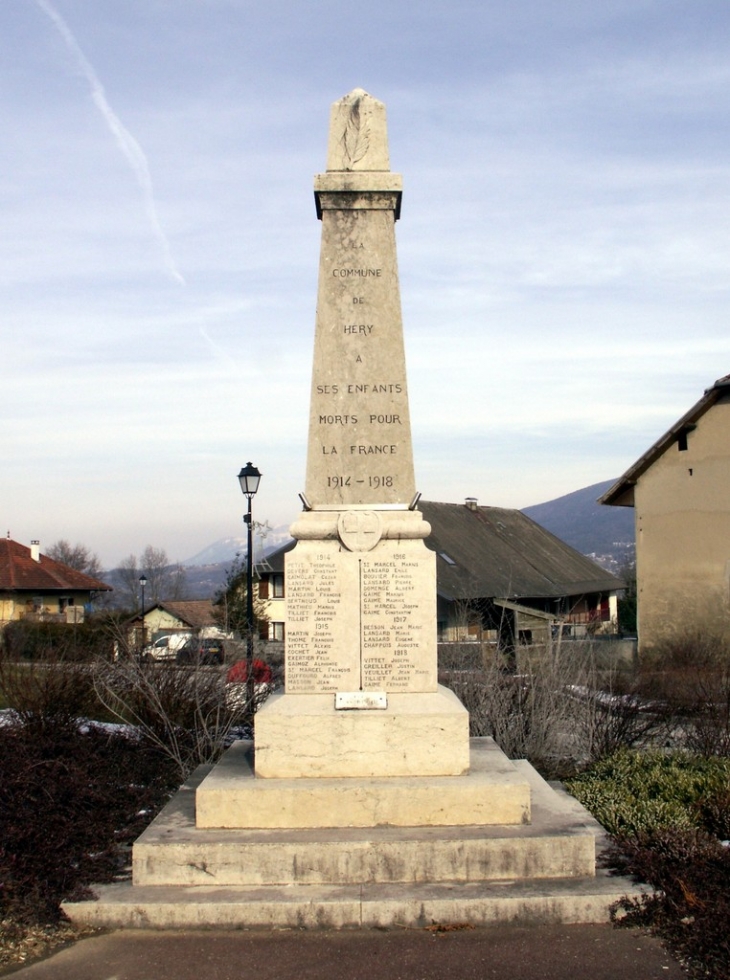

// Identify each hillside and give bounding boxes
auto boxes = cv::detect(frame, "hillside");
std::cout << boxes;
[522,479,635,570]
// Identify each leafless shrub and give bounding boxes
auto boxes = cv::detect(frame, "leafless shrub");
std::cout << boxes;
[442,638,666,772]
[569,681,670,762]
[437,642,485,672]
[0,648,98,737]
[639,630,730,756]
[92,659,258,779]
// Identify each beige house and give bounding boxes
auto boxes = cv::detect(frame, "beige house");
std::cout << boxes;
[128,599,220,650]
[0,537,111,625]
[257,500,623,651]
[601,374,730,653]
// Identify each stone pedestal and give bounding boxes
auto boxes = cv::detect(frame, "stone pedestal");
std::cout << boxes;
[253,687,469,780]
[63,741,644,930]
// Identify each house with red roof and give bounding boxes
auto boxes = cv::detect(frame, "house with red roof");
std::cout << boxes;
[0,537,112,625]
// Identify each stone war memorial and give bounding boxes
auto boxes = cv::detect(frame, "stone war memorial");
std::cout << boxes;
[66,89,639,929]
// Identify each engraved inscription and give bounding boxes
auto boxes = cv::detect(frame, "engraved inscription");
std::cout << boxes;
[332,268,382,277]
[284,543,437,696]
[285,554,359,693]
[305,157,416,506]
[359,554,431,692]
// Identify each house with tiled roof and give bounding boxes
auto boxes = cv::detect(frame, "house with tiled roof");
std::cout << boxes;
[257,500,624,649]
[125,599,221,651]
[141,599,219,636]
[0,537,112,625]
[601,374,730,652]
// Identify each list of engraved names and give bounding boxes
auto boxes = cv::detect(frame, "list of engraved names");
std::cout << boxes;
[284,553,358,693]
[360,554,429,691]
[284,548,432,694]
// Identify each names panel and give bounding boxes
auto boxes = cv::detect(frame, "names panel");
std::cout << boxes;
[360,546,437,693]
[284,539,437,695]
[284,546,359,693]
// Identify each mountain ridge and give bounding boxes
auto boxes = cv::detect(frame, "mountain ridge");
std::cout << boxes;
[521,479,634,571]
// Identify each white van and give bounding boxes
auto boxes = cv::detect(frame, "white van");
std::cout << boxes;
[142,632,193,662]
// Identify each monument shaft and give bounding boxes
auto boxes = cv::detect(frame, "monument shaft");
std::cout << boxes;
[306,202,415,508]
[255,89,468,778]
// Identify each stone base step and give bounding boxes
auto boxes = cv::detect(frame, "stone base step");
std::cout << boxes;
[134,757,598,886]
[63,873,643,930]
[254,685,471,779]
[61,742,643,931]
[195,737,530,829]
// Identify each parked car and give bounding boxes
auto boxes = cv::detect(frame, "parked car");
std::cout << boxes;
[176,637,225,666]
[141,632,193,662]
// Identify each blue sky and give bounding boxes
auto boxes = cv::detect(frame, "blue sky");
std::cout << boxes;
[3,0,730,566]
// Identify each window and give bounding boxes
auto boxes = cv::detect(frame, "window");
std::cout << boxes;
[272,574,284,598]
[677,425,695,452]
[269,622,285,641]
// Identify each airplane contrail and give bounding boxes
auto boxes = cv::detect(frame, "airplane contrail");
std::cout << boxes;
[199,326,240,372]
[34,0,185,285]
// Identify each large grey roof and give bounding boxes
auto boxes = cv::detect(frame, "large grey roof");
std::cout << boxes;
[418,501,623,601]
[265,501,623,601]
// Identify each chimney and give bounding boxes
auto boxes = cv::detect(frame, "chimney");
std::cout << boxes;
[465,497,478,511]
[30,540,40,562]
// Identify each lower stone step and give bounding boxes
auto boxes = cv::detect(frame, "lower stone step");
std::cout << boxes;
[63,873,644,930]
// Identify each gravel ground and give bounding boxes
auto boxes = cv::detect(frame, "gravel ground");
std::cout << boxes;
[0,921,97,974]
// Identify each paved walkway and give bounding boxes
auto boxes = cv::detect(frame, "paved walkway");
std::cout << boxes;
[7,925,684,980]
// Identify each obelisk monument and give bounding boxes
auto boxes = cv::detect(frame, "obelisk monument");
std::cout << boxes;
[252,88,470,781]
[64,90,621,932]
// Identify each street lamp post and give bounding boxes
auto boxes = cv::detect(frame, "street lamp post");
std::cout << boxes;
[138,574,148,656]
[238,462,261,713]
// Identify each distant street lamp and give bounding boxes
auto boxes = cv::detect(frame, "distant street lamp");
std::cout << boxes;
[238,462,261,712]
[139,574,148,655]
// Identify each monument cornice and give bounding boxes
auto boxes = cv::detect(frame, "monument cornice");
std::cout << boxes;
[290,508,431,543]
[314,172,402,220]
[314,172,403,193]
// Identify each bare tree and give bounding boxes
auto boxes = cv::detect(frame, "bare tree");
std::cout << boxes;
[115,555,143,611]
[113,547,188,610]
[139,546,182,604]
[47,540,104,579]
